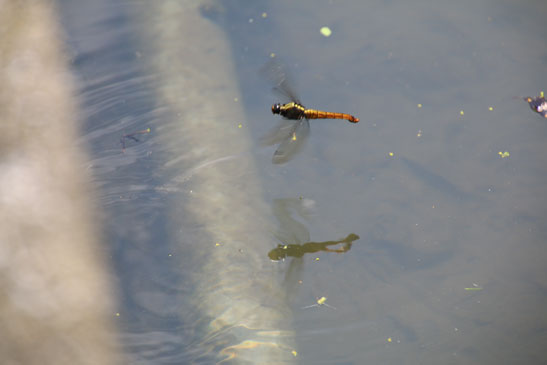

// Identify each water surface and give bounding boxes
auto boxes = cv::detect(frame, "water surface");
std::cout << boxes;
[60,0,547,363]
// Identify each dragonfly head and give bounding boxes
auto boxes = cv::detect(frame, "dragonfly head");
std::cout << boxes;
[271,103,281,115]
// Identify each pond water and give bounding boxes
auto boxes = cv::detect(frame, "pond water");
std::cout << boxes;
[59,0,547,363]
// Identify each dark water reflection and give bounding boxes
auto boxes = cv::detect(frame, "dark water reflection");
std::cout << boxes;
[60,0,547,363]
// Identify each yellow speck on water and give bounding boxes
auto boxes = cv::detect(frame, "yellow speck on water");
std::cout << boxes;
[115,312,120,317]
[261,12,267,18]
[215,242,221,247]
[498,151,510,158]
[320,26,332,37]
[315,257,320,261]
[387,337,392,343]
[292,132,297,141]
[460,110,464,116]
[269,52,276,58]
[302,296,336,310]
[417,103,422,108]
[388,152,394,157]
[238,123,243,128]
[417,130,422,137]
[234,97,238,102]
[541,91,545,98]
[488,106,493,111]
[168,253,172,257]
[291,350,298,357]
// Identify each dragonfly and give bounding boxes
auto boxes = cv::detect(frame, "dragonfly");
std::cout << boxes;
[261,59,359,164]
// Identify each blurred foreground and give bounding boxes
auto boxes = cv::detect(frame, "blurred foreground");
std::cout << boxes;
[0,1,119,364]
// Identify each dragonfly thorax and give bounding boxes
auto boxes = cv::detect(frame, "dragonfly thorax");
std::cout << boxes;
[272,102,306,120]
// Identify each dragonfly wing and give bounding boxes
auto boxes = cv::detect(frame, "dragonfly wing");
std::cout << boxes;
[260,119,299,146]
[260,58,301,104]
[271,119,310,164]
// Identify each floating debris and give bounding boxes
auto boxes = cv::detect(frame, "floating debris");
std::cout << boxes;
[465,283,482,291]
[498,151,510,158]
[320,26,332,37]
[523,92,547,118]
[121,128,151,152]
[302,296,336,310]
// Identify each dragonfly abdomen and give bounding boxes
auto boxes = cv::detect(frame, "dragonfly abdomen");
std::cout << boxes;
[304,109,359,123]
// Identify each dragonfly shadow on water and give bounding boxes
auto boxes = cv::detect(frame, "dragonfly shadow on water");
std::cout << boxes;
[268,197,359,261]
[268,233,359,261]
[260,58,359,164]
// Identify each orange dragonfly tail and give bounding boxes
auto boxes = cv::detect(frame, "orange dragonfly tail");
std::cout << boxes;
[304,109,359,123]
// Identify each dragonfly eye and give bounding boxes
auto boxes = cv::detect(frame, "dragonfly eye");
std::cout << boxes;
[271,103,281,114]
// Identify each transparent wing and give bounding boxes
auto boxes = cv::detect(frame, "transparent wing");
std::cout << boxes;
[260,58,301,104]
[260,118,310,164]
[260,119,299,146]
